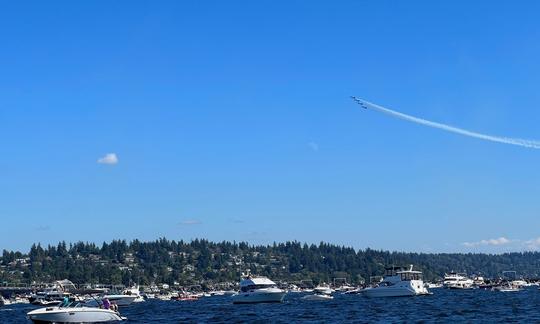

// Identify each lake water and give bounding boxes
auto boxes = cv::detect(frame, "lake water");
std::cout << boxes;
[2,288,540,323]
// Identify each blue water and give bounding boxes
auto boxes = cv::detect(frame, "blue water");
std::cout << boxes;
[2,288,540,323]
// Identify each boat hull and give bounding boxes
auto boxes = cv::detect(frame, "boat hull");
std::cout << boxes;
[27,306,123,323]
[232,290,286,304]
[302,294,333,301]
[362,286,429,298]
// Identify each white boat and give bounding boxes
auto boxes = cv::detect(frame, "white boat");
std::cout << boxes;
[287,284,302,293]
[313,285,334,295]
[426,282,443,289]
[302,293,334,301]
[492,282,522,292]
[443,272,474,289]
[27,305,125,323]
[29,287,69,305]
[231,276,287,304]
[362,265,430,297]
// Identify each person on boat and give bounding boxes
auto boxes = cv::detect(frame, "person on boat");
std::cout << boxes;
[60,296,70,307]
[102,297,111,310]
[111,301,118,312]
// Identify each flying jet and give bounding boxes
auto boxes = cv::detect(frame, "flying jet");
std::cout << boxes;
[350,96,368,109]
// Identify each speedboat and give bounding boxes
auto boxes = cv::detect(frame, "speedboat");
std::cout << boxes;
[27,304,125,323]
[29,287,69,305]
[425,282,443,289]
[492,281,522,292]
[302,292,333,301]
[313,285,334,295]
[443,272,474,289]
[231,275,287,304]
[362,265,430,297]
[171,292,199,301]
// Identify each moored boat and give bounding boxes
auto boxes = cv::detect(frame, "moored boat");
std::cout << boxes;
[443,272,474,289]
[231,275,286,304]
[362,265,430,297]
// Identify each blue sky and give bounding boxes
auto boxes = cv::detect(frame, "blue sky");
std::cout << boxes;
[2,1,540,253]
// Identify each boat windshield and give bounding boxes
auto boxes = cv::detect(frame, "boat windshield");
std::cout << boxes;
[400,273,422,281]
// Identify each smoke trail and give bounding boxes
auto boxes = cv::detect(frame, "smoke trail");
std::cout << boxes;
[351,97,540,149]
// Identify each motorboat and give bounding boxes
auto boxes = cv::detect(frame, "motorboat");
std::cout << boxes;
[302,293,334,301]
[171,292,199,301]
[473,276,485,287]
[124,285,145,303]
[231,275,287,304]
[336,284,356,293]
[362,265,430,297]
[29,287,69,305]
[27,304,125,323]
[287,284,302,293]
[492,281,522,292]
[443,272,474,289]
[425,282,443,289]
[313,284,333,295]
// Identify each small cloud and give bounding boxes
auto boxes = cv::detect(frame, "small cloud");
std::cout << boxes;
[178,219,202,226]
[35,225,51,231]
[308,142,319,152]
[462,237,512,248]
[524,237,540,250]
[97,153,118,165]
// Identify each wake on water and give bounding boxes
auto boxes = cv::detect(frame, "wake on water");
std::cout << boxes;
[351,97,540,149]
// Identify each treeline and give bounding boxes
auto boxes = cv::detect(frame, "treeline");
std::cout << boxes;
[1,238,540,286]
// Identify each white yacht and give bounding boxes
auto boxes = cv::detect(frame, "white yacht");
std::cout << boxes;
[231,276,287,304]
[443,272,474,289]
[362,265,430,297]
[27,304,125,323]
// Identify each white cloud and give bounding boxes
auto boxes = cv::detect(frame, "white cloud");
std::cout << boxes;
[179,219,202,226]
[308,142,319,152]
[97,153,118,165]
[524,238,540,250]
[462,237,512,247]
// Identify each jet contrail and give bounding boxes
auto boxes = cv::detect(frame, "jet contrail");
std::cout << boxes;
[351,96,540,149]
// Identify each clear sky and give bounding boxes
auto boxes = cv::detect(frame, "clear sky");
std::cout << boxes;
[2,1,540,253]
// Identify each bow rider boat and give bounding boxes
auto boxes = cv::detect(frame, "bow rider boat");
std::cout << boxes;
[27,303,126,323]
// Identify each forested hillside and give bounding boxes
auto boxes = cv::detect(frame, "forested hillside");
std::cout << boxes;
[2,239,539,286]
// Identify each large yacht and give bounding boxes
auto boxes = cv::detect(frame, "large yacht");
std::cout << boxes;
[231,276,287,304]
[362,265,430,297]
[443,272,474,289]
